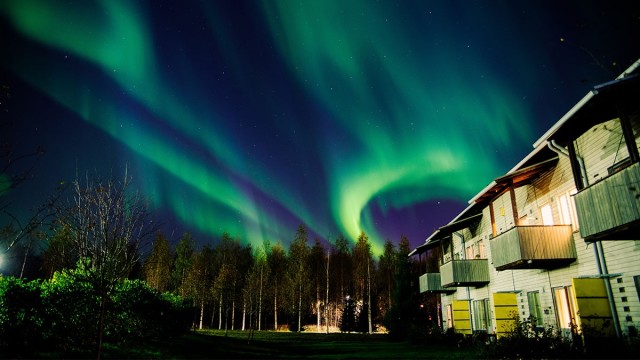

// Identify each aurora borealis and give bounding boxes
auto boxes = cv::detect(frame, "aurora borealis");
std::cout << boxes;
[1,0,639,256]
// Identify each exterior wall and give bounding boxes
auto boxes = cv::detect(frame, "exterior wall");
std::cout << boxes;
[438,154,640,335]
[575,118,630,185]
[431,86,640,340]
[600,240,640,336]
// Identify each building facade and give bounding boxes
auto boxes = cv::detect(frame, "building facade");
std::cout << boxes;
[411,59,640,343]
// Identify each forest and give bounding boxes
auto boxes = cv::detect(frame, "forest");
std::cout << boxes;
[0,171,440,357]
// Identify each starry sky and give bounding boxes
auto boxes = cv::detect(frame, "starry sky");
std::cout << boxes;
[1,0,639,256]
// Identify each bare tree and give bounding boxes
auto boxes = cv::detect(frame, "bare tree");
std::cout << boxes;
[55,169,156,359]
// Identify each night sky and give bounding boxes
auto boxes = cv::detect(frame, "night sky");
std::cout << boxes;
[1,0,639,257]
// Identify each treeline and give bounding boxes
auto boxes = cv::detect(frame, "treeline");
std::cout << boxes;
[1,171,435,358]
[116,225,421,334]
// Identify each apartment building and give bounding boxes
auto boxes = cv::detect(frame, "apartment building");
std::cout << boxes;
[410,59,640,343]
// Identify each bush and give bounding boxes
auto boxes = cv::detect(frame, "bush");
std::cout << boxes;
[0,267,195,356]
[40,266,101,352]
[0,276,45,354]
[107,279,194,344]
[481,316,579,359]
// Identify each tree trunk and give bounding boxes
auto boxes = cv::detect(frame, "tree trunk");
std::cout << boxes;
[258,262,263,331]
[316,283,321,332]
[367,257,372,334]
[242,298,246,331]
[199,300,204,330]
[326,250,330,334]
[218,293,223,330]
[19,237,32,279]
[298,281,302,332]
[231,297,236,330]
[274,281,278,331]
[97,292,107,360]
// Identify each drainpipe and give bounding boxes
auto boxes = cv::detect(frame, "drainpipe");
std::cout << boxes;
[547,140,622,338]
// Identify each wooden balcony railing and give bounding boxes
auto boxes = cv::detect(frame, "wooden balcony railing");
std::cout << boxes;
[440,259,489,288]
[419,272,456,293]
[574,162,640,241]
[490,225,576,271]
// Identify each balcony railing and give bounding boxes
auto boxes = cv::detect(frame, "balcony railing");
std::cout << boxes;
[574,161,640,240]
[440,259,489,288]
[419,272,456,294]
[490,225,576,271]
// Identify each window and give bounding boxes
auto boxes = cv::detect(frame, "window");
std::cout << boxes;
[558,190,580,228]
[552,286,577,330]
[466,244,474,260]
[527,291,543,327]
[473,299,491,331]
[478,239,486,259]
[446,304,453,329]
[568,189,579,229]
[634,275,640,301]
[540,204,554,225]
[558,195,572,225]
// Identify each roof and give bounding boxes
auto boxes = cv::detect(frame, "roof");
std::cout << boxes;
[532,58,640,148]
[409,204,483,257]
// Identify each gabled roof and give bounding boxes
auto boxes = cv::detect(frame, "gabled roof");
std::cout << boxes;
[532,58,640,148]
[409,203,483,257]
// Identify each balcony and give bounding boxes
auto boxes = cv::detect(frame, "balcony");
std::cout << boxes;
[490,225,576,271]
[440,259,490,288]
[574,162,640,241]
[419,273,456,294]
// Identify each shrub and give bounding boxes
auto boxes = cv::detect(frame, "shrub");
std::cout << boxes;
[0,276,45,353]
[40,265,101,352]
[481,316,579,359]
[1,267,195,356]
[107,279,194,343]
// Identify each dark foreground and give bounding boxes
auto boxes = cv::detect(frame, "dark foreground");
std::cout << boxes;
[34,330,476,359]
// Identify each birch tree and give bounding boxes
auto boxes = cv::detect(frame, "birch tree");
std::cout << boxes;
[143,232,173,292]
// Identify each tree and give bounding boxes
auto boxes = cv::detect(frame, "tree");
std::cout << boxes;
[171,233,194,297]
[287,224,310,332]
[309,238,327,332]
[377,239,396,321]
[330,234,352,329]
[54,170,156,358]
[41,226,75,278]
[185,245,215,330]
[352,231,373,333]
[143,232,173,292]
[267,241,287,330]
[384,235,419,341]
[340,295,356,333]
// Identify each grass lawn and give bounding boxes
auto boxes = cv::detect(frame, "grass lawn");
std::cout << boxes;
[100,330,477,359]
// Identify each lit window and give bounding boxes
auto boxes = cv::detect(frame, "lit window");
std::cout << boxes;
[540,204,554,225]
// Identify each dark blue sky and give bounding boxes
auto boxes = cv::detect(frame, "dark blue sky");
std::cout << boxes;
[1,0,639,258]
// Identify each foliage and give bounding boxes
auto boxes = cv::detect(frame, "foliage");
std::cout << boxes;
[0,275,45,353]
[107,279,194,344]
[40,261,102,352]
[0,263,194,357]
[170,232,194,296]
[384,235,420,341]
[480,316,580,359]
[143,232,173,292]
